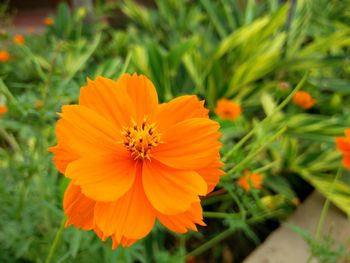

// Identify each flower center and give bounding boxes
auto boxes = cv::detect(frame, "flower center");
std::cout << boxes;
[121,120,161,160]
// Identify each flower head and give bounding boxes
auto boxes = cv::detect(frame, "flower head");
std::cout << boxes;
[237,170,263,191]
[13,34,25,45]
[44,17,54,26]
[0,50,10,62]
[336,129,350,170]
[35,99,44,109]
[49,73,223,248]
[214,99,241,120]
[0,104,8,118]
[292,91,316,109]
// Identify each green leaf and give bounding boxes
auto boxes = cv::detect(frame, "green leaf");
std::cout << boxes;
[298,169,350,217]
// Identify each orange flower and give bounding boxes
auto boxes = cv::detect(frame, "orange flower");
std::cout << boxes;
[214,99,241,120]
[292,91,316,109]
[336,129,350,170]
[237,170,263,191]
[44,17,54,26]
[49,74,223,249]
[13,34,25,45]
[0,104,8,117]
[0,50,10,62]
[35,100,44,109]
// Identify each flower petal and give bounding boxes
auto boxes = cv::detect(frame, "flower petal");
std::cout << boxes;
[121,73,158,124]
[48,145,79,173]
[63,183,96,230]
[156,95,208,133]
[142,160,207,214]
[156,202,205,234]
[111,236,137,249]
[153,118,221,170]
[343,155,350,170]
[345,129,350,138]
[196,157,224,193]
[336,137,350,154]
[52,105,125,157]
[79,77,135,128]
[94,174,156,242]
[65,154,137,202]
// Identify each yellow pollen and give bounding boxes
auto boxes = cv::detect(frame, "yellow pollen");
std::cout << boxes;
[121,119,161,160]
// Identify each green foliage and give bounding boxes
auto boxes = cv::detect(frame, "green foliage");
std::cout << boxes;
[1,0,350,262]
[289,225,350,263]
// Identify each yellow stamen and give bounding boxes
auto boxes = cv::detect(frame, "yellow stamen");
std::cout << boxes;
[121,119,161,160]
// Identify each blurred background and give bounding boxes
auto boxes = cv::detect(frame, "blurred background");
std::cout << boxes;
[0,0,350,262]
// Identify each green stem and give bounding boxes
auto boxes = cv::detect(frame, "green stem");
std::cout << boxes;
[45,217,66,263]
[225,125,287,176]
[186,228,234,258]
[120,51,132,75]
[187,209,284,258]
[222,71,309,162]
[0,127,21,152]
[315,167,342,241]
[203,211,241,219]
[226,188,247,219]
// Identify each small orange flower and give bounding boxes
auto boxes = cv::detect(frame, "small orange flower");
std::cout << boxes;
[0,104,8,117]
[336,129,350,170]
[13,34,25,45]
[237,170,263,191]
[44,17,54,26]
[35,100,44,109]
[0,50,10,62]
[214,99,241,120]
[292,91,316,109]
[49,74,223,249]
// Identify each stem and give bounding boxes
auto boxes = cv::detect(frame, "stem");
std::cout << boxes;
[222,71,309,162]
[120,51,132,75]
[187,209,284,258]
[315,167,342,241]
[45,217,66,263]
[186,228,234,258]
[226,188,247,219]
[203,211,241,219]
[0,127,21,152]
[225,125,287,176]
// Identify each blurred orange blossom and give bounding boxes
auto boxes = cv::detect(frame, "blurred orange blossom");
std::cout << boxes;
[0,104,8,118]
[237,170,263,191]
[292,91,316,109]
[13,34,25,45]
[0,50,10,62]
[44,17,54,26]
[214,99,241,120]
[336,129,350,170]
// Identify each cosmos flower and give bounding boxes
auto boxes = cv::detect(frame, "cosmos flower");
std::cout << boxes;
[13,34,25,45]
[0,50,10,62]
[214,99,241,121]
[237,170,263,191]
[336,129,350,170]
[49,73,223,248]
[0,104,8,118]
[44,17,54,26]
[292,91,316,109]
